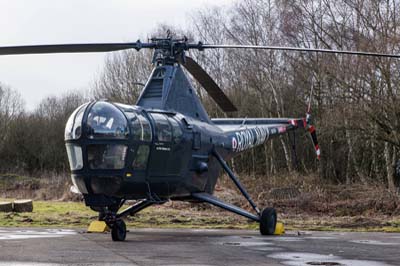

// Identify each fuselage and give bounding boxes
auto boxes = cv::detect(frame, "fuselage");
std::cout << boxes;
[65,100,236,201]
[65,100,303,205]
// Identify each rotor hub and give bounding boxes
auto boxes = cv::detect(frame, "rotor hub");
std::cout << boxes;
[151,37,186,65]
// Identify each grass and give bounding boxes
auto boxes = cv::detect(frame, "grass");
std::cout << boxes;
[280,214,400,233]
[0,200,258,229]
[0,199,399,232]
[1,172,399,232]
[0,201,96,228]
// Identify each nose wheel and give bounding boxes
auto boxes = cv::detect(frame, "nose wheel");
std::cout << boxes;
[111,219,127,241]
[96,199,157,241]
[259,207,277,235]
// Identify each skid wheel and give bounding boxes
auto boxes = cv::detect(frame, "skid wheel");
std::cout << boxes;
[111,219,126,241]
[259,207,277,235]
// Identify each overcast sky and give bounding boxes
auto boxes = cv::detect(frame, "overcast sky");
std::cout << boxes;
[0,0,232,110]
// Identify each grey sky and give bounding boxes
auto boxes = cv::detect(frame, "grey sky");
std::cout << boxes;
[0,0,232,110]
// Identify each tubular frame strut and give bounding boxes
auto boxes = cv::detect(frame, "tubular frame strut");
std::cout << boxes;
[192,193,260,222]
[116,199,154,219]
[212,150,261,215]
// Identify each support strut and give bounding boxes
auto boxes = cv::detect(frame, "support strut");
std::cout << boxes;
[192,192,260,222]
[212,150,261,215]
[116,199,154,219]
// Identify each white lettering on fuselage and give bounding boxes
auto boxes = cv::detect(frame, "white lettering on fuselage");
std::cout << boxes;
[156,146,171,151]
[233,126,270,152]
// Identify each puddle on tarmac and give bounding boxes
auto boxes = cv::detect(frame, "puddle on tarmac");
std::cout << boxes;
[269,252,391,266]
[350,240,398,246]
[164,265,216,266]
[0,263,133,266]
[250,246,283,252]
[222,241,273,247]
[0,263,60,266]
[304,236,337,240]
[0,229,76,241]
[271,237,304,242]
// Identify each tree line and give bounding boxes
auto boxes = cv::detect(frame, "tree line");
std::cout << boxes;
[0,0,399,190]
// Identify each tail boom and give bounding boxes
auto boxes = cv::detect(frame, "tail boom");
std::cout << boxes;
[213,117,320,159]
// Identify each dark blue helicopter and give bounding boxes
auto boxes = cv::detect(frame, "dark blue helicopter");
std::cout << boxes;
[2,37,396,241]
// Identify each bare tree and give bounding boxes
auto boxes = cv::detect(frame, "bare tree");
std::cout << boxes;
[0,83,24,155]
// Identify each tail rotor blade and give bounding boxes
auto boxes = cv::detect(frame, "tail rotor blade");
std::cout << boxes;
[307,124,320,160]
[304,113,320,160]
[183,56,237,112]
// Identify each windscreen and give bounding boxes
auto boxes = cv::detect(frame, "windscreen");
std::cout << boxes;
[86,102,129,139]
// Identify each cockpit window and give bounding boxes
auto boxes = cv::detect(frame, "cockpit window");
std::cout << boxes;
[168,117,183,143]
[65,103,89,140]
[138,114,152,141]
[132,145,149,170]
[86,102,128,139]
[65,144,83,170]
[126,112,152,142]
[151,113,172,142]
[87,144,127,169]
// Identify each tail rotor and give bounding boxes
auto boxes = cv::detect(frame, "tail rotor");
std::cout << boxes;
[305,113,320,160]
[305,85,320,160]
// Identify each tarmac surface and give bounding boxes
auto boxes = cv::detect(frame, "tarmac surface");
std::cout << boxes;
[0,228,399,266]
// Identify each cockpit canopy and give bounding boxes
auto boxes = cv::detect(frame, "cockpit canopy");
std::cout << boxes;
[65,101,153,172]
[64,101,152,142]
[64,100,184,175]
[86,101,129,139]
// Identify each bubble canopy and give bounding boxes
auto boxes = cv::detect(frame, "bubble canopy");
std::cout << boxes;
[65,101,153,141]
[64,101,153,171]
[86,101,129,139]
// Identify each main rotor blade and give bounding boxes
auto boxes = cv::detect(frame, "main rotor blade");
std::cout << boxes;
[200,44,400,58]
[0,42,155,56]
[183,56,237,112]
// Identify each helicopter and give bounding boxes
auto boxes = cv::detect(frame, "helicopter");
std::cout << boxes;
[1,37,399,241]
